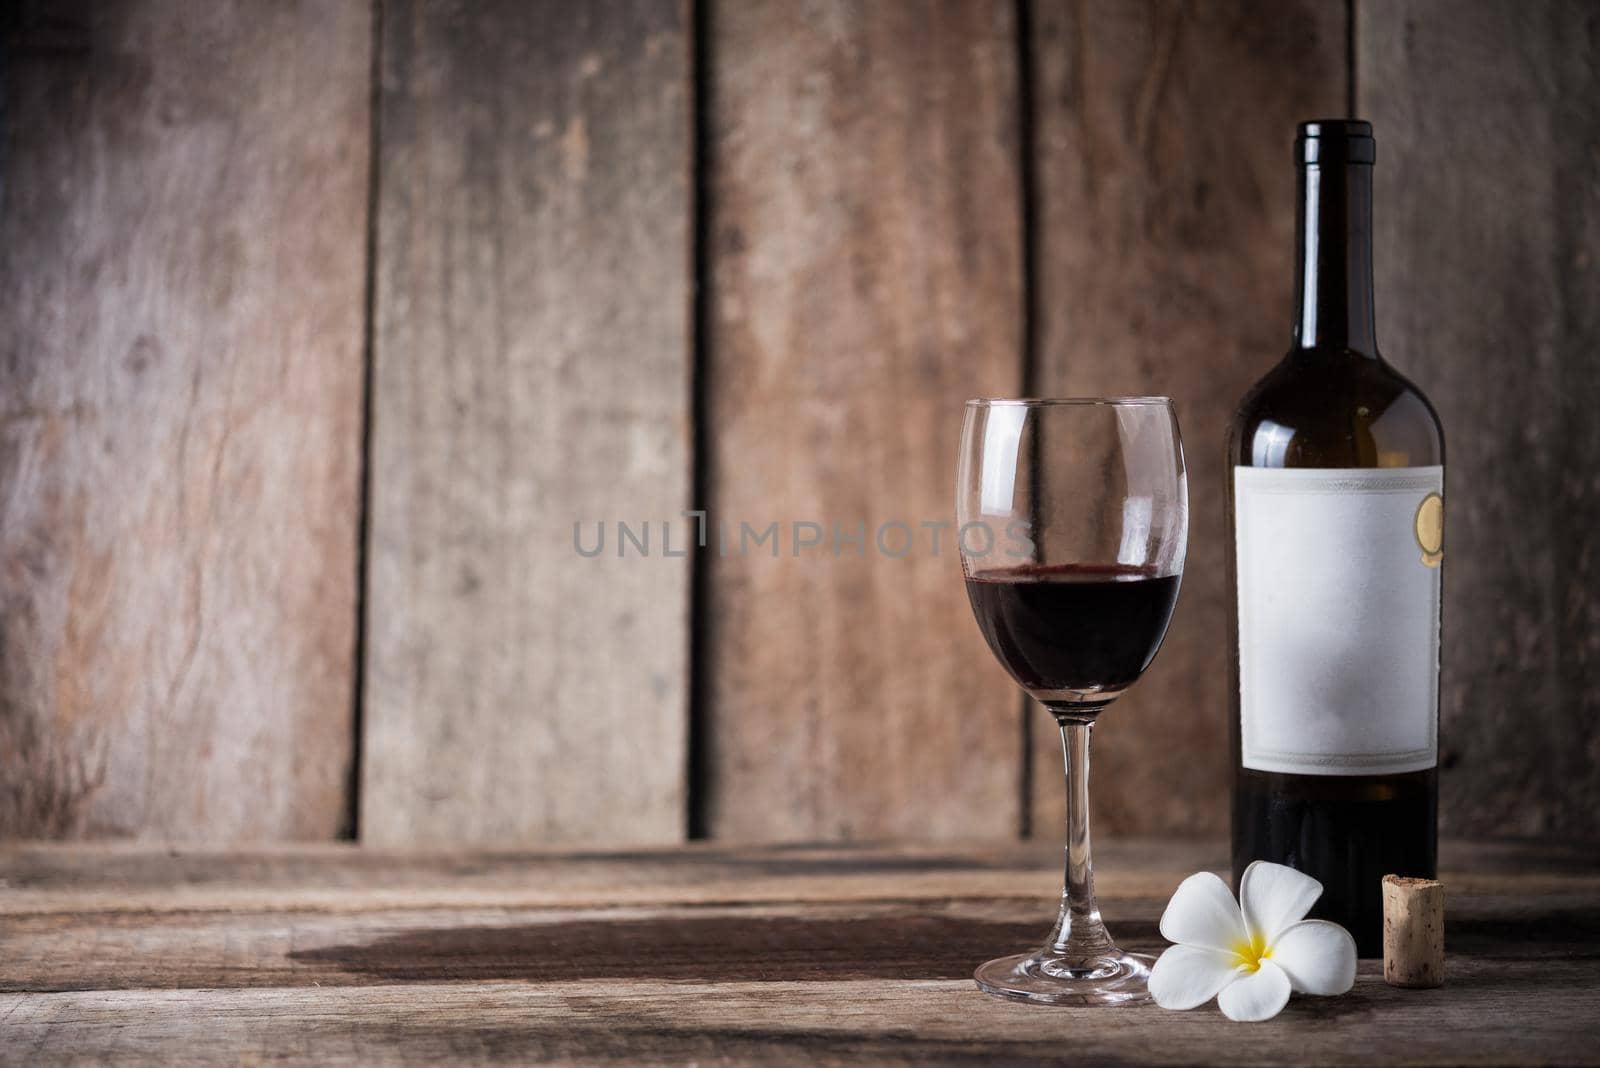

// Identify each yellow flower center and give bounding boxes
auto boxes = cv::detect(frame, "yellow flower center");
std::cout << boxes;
[1232,931,1271,973]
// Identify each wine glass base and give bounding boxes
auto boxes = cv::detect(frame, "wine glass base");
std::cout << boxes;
[974,949,1155,1006]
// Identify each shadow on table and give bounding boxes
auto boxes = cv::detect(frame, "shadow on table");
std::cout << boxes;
[290,903,1600,986]
[291,913,1165,983]
[1446,907,1600,961]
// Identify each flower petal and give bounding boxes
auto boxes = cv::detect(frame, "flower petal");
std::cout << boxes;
[1216,960,1292,1022]
[1149,945,1247,1011]
[1269,919,1357,995]
[1159,871,1249,952]
[1240,860,1323,944]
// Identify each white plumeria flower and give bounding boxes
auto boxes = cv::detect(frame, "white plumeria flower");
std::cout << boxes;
[1149,860,1357,1022]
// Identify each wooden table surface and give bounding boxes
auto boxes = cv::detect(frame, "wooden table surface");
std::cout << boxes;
[3,838,1598,1065]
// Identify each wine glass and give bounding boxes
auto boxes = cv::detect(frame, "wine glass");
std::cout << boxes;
[957,397,1187,1006]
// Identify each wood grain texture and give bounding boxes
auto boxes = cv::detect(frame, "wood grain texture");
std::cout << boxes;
[363,0,693,844]
[704,0,1025,841]
[8,836,1588,916]
[7,969,1600,1068]
[1361,0,1600,838]
[1025,0,1348,836]
[0,2,369,838]
[2,840,1598,1064]
[0,837,1216,916]
[4,837,1593,917]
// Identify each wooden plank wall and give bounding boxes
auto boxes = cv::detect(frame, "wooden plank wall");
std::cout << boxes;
[361,0,693,845]
[1361,0,1600,837]
[702,0,1025,840]
[0,1,369,839]
[2,0,1596,844]
[1023,0,1348,836]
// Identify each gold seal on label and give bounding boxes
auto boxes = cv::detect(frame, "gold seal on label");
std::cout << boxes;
[1414,492,1443,568]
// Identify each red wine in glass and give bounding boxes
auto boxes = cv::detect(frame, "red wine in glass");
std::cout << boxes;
[965,564,1181,711]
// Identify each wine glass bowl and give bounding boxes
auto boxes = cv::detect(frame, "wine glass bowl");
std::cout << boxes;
[957,398,1187,1005]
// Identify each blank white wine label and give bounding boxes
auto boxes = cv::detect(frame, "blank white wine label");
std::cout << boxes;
[1234,466,1442,776]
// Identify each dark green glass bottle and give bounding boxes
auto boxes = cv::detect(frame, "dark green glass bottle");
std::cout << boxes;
[1228,121,1443,957]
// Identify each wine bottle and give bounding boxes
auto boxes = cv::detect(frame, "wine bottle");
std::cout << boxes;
[1227,120,1443,957]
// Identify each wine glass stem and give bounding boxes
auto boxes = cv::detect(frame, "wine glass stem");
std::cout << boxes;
[1046,718,1115,962]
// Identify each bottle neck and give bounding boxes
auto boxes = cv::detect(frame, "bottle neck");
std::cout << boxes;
[1291,161,1377,357]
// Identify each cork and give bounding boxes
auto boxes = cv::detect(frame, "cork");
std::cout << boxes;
[1382,874,1445,988]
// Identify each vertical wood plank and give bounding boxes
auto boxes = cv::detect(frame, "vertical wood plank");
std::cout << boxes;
[0,2,370,839]
[1027,0,1348,836]
[1361,0,1600,837]
[364,0,693,844]
[705,0,1025,840]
